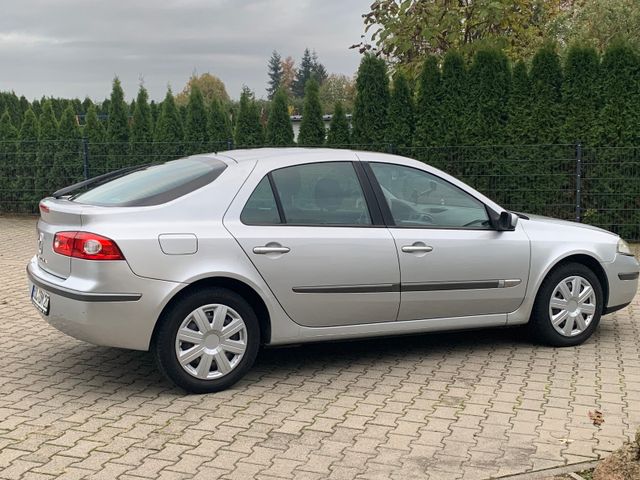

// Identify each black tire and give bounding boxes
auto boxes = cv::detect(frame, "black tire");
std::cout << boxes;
[153,287,260,393]
[529,262,603,347]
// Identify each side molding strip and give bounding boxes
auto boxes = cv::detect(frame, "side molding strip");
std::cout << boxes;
[293,279,522,294]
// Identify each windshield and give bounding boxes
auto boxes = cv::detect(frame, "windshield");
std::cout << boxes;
[72,156,227,206]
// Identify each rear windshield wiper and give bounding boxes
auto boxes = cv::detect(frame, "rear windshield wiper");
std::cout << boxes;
[51,164,154,199]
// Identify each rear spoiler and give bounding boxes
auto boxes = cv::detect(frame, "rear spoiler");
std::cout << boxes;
[51,164,154,198]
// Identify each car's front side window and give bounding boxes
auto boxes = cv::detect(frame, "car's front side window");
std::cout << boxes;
[241,162,372,226]
[369,162,491,229]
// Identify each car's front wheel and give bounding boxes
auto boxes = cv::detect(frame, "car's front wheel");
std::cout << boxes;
[530,262,603,347]
[153,288,260,393]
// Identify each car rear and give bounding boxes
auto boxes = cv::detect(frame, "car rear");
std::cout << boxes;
[27,155,240,350]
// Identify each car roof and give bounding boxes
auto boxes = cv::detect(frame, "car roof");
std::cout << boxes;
[212,147,359,164]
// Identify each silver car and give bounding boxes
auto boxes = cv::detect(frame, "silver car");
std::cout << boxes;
[27,148,639,393]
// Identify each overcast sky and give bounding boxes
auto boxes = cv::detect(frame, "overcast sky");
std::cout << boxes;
[0,0,370,102]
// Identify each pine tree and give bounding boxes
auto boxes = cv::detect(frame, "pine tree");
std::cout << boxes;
[106,77,130,170]
[326,102,350,146]
[83,105,108,176]
[234,87,264,147]
[0,111,18,212]
[386,71,413,152]
[154,89,184,161]
[351,55,389,148]
[311,50,328,85]
[266,89,294,146]
[130,85,153,165]
[51,106,81,191]
[208,99,232,150]
[440,51,467,147]
[183,85,209,155]
[293,48,314,98]
[298,79,325,146]
[16,108,39,212]
[413,56,443,155]
[36,101,59,197]
[267,50,283,100]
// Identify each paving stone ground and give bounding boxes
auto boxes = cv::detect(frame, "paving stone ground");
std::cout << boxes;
[0,216,638,480]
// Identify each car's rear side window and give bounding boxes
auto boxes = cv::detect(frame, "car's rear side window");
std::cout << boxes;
[72,157,227,206]
[240,176,282,225]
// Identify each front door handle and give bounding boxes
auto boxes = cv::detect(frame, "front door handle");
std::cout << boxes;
[253,245,290,255]
[401,244,433,253]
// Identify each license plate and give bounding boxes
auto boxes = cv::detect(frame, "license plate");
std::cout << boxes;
[31,285,50,315]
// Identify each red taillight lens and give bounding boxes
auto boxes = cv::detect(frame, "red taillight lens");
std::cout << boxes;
[53,231,125,261]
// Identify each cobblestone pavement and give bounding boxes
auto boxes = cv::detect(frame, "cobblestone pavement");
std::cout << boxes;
[0,216,638,480]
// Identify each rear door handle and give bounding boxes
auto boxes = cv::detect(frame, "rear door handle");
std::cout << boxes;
[401,244,433,253]
[253,246,290,254]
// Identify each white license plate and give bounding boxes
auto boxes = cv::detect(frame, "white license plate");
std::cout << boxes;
[31,285,50,315]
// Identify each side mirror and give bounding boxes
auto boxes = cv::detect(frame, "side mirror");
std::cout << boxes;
[496,211,518,231]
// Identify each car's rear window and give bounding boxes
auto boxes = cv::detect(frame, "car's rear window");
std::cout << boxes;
[72,157,227,206]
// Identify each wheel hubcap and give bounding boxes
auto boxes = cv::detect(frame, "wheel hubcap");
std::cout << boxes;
[549,275,597,337]
[175,304,247,380]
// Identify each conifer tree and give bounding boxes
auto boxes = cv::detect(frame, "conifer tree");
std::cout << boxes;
[293,48,314,98]
[386,71,413,152]
[208,99,232,150]
[234,87,264,147]
[298,79,325,146]
[106,77,130,169]
[351,55,389,148]
[154,89,184,161]
[466,48,510,193]
[52,106,81,190]
[0,111,18,212]
[530,45,563,144]
[36,101,59,197]
[562,45,600,145]
[183,85,208,155]
[267,50,283,100]
[326,102,350,146]
[17,109,39,212]
[130,85,153,165]
[413,56,442,157]
[594,42,640,238]
[83,105,107,176]
[440,51,467,147]
[266,89,294,146]
[506,61,533,145]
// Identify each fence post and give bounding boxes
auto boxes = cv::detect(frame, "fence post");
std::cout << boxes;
[82,137,90,180]
[575,141,582,223]
[227,138,234,151]
[387,143,395,154]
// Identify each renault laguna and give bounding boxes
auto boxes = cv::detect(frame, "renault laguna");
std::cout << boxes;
[27,149,639,393]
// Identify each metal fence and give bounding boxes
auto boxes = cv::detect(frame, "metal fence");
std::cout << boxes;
[1,140,638,240]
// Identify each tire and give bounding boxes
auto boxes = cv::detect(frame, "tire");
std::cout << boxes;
[153,287,260,393]
[529,262,603,347]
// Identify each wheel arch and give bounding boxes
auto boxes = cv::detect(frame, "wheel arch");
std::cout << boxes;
[151,276,272,347]
[542,253,609,307]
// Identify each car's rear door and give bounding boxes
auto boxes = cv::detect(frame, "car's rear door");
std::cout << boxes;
[224,159,400,328]
[365,160,530,321]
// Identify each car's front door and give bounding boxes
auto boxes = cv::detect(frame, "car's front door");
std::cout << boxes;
[366,161,530,321]
[224,161,400,327]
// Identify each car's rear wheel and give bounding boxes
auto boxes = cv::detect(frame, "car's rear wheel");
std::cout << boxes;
[530,262,603,347]
[153,288,260,393]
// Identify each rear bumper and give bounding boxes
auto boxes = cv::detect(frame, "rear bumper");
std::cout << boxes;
[27,257,183,351]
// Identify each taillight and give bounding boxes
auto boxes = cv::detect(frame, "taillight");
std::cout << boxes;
[53,231,125,261]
